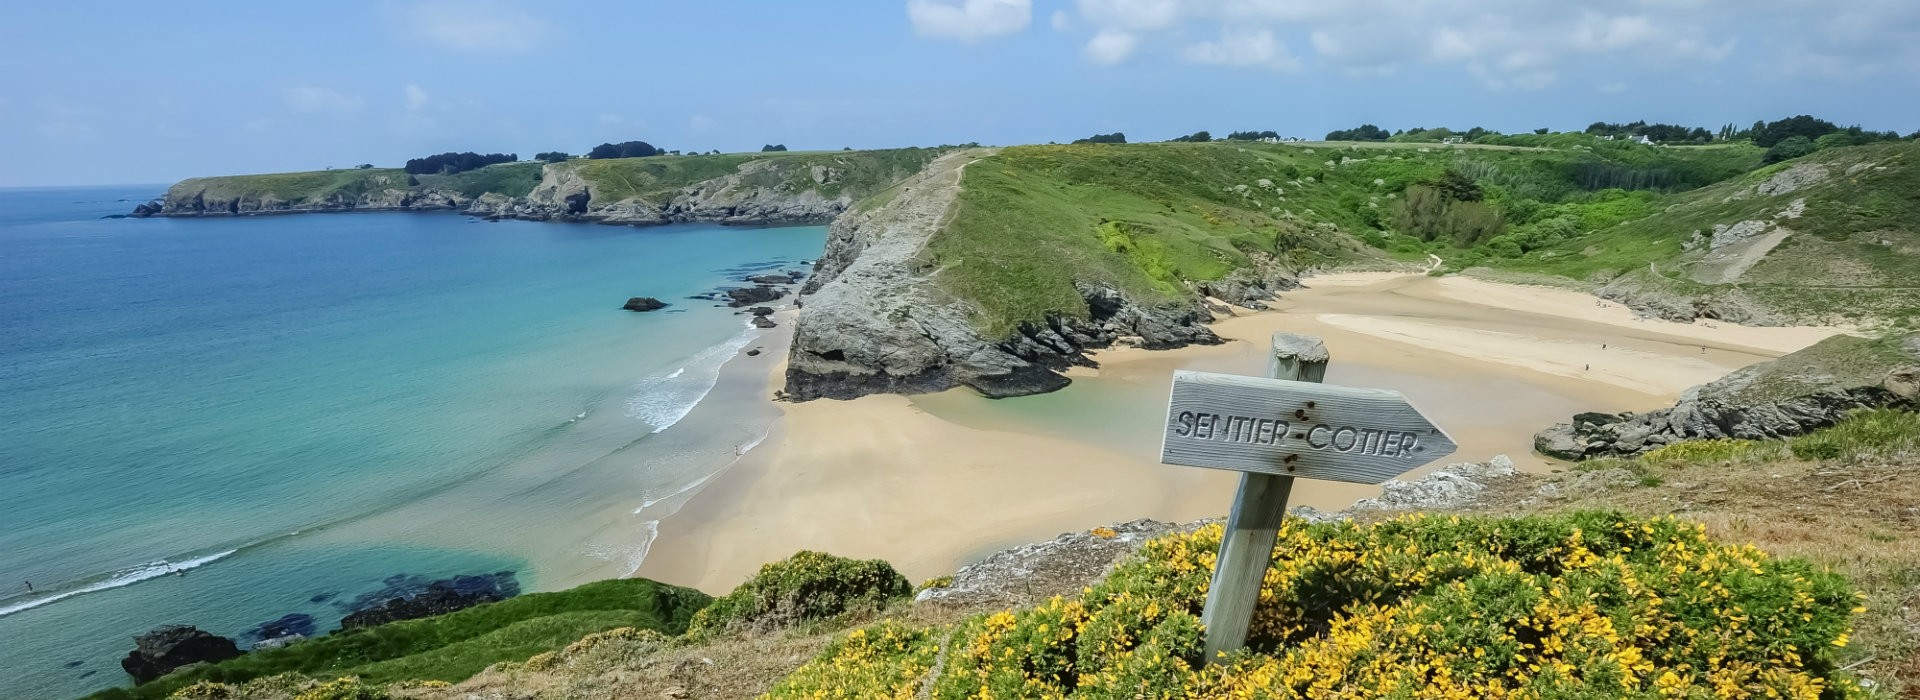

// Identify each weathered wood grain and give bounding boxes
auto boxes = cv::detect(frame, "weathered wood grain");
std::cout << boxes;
[1160,370,1457,485]
[1197,333,1324,664]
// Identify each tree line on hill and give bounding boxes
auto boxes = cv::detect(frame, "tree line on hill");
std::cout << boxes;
[402,152,517,175]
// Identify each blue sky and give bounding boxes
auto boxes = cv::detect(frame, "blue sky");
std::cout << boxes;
[2,0,1917,187]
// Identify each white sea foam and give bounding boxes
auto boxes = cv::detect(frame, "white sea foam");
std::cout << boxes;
[624,322,759,433]
[0,549,237,618]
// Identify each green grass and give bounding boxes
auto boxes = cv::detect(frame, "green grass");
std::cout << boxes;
[927,143,1384,339]
[87,578,711,700]
[1635,409,1920,470]
[413,162,545,198]
[178,169,414,206]
[568,148,944,204]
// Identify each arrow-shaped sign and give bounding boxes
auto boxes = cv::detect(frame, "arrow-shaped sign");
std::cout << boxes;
[1161,369,1458,485]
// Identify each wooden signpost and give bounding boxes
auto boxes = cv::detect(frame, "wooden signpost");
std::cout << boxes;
[1161,333,1457,662]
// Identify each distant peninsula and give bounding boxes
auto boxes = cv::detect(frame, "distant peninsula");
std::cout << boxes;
[132,148,947,228]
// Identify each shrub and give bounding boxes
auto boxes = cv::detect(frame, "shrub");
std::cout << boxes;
[1763,136,1819,164]
[765,621,940,699]
[779,513,1865,698]
[290,678,387,700]
[688,551,912,636]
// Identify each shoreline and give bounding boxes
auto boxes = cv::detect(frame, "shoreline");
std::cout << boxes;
[634,270,1845,594]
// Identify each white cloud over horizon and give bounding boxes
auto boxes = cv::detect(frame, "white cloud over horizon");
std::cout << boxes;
[967,0,1920,88]
[907,0,1032,41]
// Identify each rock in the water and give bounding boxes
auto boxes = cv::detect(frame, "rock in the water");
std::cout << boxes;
[129,200,164,217]
[752,316,777,329]
[1535,333,1920,460]
[622,297,669,312]
[745,274,793,285]
[338,573,517,630]
[748,306,775,317]
[239,613,315,649]
[121,625,243,684]
[725,286,786,308]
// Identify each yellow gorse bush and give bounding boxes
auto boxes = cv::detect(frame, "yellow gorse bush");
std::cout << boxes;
[766,512,1865,700]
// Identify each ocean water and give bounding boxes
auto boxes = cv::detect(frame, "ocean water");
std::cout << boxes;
[0,186,823,698]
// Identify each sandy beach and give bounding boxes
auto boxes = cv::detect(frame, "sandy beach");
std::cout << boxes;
[637,272,1844,592]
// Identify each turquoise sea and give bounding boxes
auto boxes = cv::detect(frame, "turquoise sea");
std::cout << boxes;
[0,186,823,698]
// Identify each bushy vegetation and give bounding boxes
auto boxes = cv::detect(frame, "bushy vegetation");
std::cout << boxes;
[688,551,912,637]
[1168,131,1212,143]
[1227,130,1280,141]
[533,151,569,163]
[762,144,789,152]
[1074,132,1127,145]
[1324,124,1389,141]
[587,141,665,159]
[401,152,516,176]
[89,579,710,700]
[770,513,1866,699]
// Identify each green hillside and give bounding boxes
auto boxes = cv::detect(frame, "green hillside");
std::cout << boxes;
[924,138,1766,340]
[89,578,709,700]
[565,148,943,204]
[1489,141,1920,325]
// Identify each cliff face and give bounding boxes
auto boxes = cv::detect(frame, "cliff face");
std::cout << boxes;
[784,150,1223,400]
[134,150,943,228]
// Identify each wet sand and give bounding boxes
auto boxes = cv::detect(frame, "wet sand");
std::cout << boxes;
[636,273,1844,592]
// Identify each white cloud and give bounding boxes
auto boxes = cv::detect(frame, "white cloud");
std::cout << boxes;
[1083,30,1139,65]
[405,84,431,112]
[402,0,549,52]
[1185,28,1301,71]
[282,86,365,114]
[906,0,1031,41]
[1005,0,1920,89]
[1075,0,1180,31]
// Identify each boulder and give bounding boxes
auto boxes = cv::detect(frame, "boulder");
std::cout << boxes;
[121,625,243,684]
[748,306,775,317]
[916,520,1187,609]
[1536,333,1920,460]
[752,316,777,329]
[745,274,793,285]
[725,286,786,308]
[622,297,669,312]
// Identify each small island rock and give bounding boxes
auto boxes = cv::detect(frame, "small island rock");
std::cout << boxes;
[121,625,243,684]
[623,297,669,312]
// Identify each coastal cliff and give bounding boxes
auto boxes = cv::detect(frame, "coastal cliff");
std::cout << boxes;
[134,149,943,227]
[785,144,1383,400]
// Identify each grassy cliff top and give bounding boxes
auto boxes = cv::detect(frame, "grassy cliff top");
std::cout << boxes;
[564,148,946,204]
[91,578,708,700]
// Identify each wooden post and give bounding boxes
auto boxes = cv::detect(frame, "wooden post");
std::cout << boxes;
[1198,333,1329,663]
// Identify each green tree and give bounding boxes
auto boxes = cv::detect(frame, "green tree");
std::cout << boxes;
[1762,135,1818,164]
[533,152,570,163]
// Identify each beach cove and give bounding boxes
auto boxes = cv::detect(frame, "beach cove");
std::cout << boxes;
[639,270,1844,591]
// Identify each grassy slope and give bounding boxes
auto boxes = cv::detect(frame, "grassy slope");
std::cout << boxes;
[89,578,709,700]
[175,168,415,204]
[924,140,1761,340]
[1489,141,1920,324]
[563,148,946,204]
[413,162,545,198]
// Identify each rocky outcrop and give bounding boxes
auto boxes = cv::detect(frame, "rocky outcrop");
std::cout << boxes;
[338,574,515,630]
[120,625,243,684]
[786,150,1222,401]
[915,456,1520,608]
[134,152,936,227]
[133,171,472,217]
[623,297,669,312]
[1536,333,1920,460]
